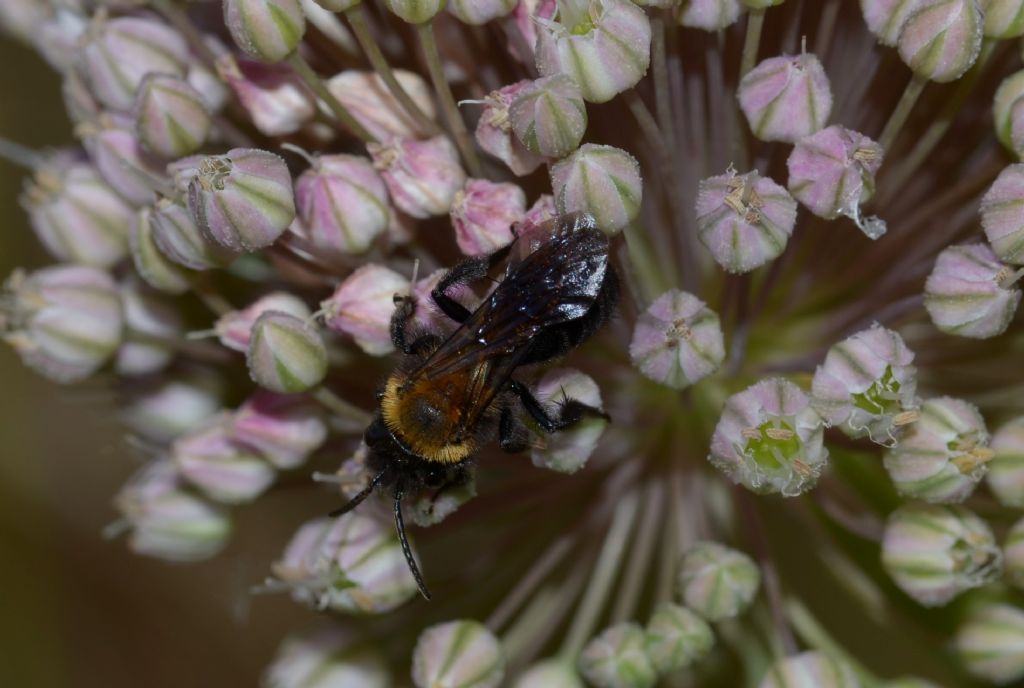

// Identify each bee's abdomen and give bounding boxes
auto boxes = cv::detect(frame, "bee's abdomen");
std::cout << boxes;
[380,373,475,464]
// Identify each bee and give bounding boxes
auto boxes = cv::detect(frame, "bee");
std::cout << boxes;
[331,214,620,599]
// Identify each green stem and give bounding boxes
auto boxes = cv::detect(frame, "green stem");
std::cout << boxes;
[188,275,233,316]
[622,222,667,303]
[312,386,373,426]
[740,9,766,78]
[286,52,377,144]
[878,75,927,152]
[416,21,483,177]
[785,599,882,688]
[609,479,665,623]
[486,534,576,632]
[345,5,441,136]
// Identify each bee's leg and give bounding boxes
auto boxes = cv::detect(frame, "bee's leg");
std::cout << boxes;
[509,380,610,433]
[432,240,517,323]
[498,405,530,453]
[390,293,441,355]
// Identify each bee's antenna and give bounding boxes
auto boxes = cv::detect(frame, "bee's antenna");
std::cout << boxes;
[328,470,385,518]
[394,496,432,600]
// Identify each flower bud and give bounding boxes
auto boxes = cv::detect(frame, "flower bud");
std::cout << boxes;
[989,417,1024,507]
[551,144,642,234]
[1,265,123,383]
[525,193,558,226]
[981,164,1024,265]
[738,53,833,143]
[510,0,558,62]
[859,0,930,46]
[187,42,231,115]
[173,414,276,504]
[630,289,725,390]
[924,243,1022,339]
[384,0,445,23]
[116,277,183,376]
[881,503,1001,606]
[993,70,1024,156]
[369,136,466,219]
[21,151,133,269]
[325,70,438,141]
[509,74,587,159]
[1004,517,1024,590]
[811,324,918,444]
[80,14,189,111]
[449,0,517,23]
[215,292,311,352]
[132,73,211,159]
[0,0,45,45]
[272,513,418,613]
[884,396,991,503]
[512,659,584,688]
[188,148,297,251]
[757,652,860,688]
[676,541,760,621]
[536,0,651,104]
[897,0,983,83]
[412,621,505,688]
[530,368,607,474]
[247,311,327,394]
[709,378,827,496]
[265,627,391,688]
[677,0,744,30]
[130,207,191,294]
[82,115,171,208]
[62,68,102,126]
[474,81,545,176]
[322,264,408,356]
[295,154,390,256]
[451,178,526,256]
[150,197,237,270]
[224,0,306,62]
[119,372,223,443]
[216,54,316,137]
[231,392,327,470]
[114,459,231,563]
[696,169,798,273]
[644,603,714,674]
[578,622,656,688]
[787,125,886,238]
[983,0,1024,38]
[955,603,1024,684]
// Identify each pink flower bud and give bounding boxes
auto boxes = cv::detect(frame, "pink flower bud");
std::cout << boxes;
[981,164,1024,265]
[247,311,328,394]
[1,265,123,383]
[20,150,133,269]
[676,0,745,31]
[449,0,517,24]
[709,378,828,496]
[188,148,297,251]
[80,113,170,207]
[988,417,1024,507]
[696,168,798,273]
[150,197,237,270]
[231,392,327,469]
[993,70,1024,158]
[62,68,101,126]
[224,0,306,62]
[738,53,833,143]
[884,396,992,503]
[787,125,886,238]
[629,290,725,389]
[34,6,88,72]
[295,154,390,256]
[265,627,391,688]
[120,373,223,443]
[114,459,231,563]
[384,0,446,23]
[474,82,545,176]
[530,368,607,474]
[173,415,277,504]
[536,0,652,104]
[80,14,189,111]
[551,144,642,233]
[130,207,191,295]
[451,178,526,256]
[924,243,1022,339]
[132,74,211,159]
[0,0,46,45]
[369,136,466,219]
[216,54,316,137]
[215,292,312,352]
[898,0,983,83]
[321,264,409,356]
[509,0,557,62]
[524,194,558,226]
[116,277,183,377]
[811,324,918,444]
[983,0,1024,38]
[326,70,438,142]
[509,74,588,159]
[859,0,930,46]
